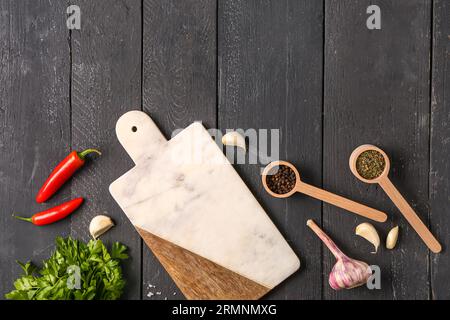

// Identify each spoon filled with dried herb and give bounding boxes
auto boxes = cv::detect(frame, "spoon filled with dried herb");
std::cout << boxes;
[262,161,387,222]
[349,144,441,253]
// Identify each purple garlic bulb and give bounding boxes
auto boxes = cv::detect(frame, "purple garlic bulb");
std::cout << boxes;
[307,219,372,290]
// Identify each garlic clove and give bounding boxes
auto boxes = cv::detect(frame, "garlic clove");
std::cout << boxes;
[355,222,380,254]
[386,226,399,249]
[89,215,115,239]
[222,132,246,152]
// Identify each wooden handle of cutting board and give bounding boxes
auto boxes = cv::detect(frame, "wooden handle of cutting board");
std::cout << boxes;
[379,178,441,253]
[296,182,388,222]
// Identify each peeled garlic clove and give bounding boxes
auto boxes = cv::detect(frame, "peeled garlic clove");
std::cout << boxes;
[222,132,246,152]
[386,226,399,249]
[355,222,380,253]
[89,215,114,239]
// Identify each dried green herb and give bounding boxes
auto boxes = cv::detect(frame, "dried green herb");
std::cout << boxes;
[356,150,386,180]
[266,165,296,194]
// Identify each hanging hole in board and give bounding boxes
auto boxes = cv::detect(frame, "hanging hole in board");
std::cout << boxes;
[132,126,138,133]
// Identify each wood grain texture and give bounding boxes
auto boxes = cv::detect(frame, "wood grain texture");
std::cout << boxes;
[324,0,432,299]
[142,0,217,300]
[218,0,323,299]
[379,178,441,253]
[136,227,270,300]
[0,0,70,298]
[2,0,449,300]
[69,0,142,299]
[430,0,450,299]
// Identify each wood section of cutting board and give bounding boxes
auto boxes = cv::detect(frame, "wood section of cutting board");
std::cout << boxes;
[110,111,300,300]
[137,227,270,300]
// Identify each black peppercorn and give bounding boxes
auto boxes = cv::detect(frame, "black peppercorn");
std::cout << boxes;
[266,165,296,194]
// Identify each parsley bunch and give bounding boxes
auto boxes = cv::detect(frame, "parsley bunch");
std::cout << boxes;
[5,237,128,300]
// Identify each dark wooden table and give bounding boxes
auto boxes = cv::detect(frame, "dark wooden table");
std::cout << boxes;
[1,0,449,300]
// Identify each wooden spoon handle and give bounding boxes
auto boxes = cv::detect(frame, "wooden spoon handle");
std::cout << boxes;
[379,178,441,253]
[296,182,388,222]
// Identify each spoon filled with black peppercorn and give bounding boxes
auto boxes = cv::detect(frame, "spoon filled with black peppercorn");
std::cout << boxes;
[262,160,388,223]
[349,144,441,253]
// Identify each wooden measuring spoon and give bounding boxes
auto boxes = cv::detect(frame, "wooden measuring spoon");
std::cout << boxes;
[349,145,441,253]
[261,161,387,223]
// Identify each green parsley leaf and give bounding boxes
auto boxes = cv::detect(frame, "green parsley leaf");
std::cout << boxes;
[111,242,129,260]
[5,237,128,300]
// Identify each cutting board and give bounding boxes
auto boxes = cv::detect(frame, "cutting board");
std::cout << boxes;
[109,111,300,300]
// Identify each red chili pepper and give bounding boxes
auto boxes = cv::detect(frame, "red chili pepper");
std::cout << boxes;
[36,149,101,203]
[13,198,84,226]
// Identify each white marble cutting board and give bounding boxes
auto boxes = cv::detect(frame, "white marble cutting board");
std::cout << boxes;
[109,111,300,291]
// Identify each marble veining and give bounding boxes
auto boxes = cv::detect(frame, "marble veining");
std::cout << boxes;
[110,111,300,289]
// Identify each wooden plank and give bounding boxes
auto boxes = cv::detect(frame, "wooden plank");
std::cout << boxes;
[69,0,142,300]
[0,0,70,297]
[324,0,431,299]
[142,0,217,300]
[430,0,450,300]
[218,0,324,299]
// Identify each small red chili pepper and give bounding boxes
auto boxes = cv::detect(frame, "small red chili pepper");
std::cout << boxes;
[36,149,101,203]
[13,198,84,226]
